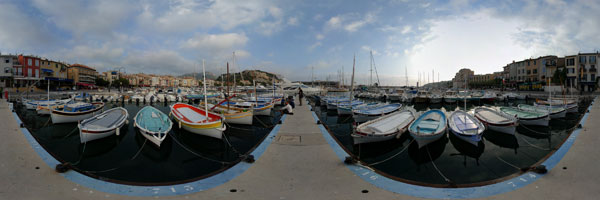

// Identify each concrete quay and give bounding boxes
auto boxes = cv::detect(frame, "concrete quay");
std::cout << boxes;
[0,97,598,199]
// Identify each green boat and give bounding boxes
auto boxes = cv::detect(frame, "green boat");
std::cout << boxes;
[499,107,549,126]
[518,104,566,119]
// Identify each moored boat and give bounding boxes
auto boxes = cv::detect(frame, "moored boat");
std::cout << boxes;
[134,106,172,147]
[408,109,447,148]
[51,102,105,124]
[352,103,402,123]
[203,103,253,125]
[352,108,416,144]
[79,107,128,143]
[474,107,518,135]
[448,110,485,146]
[499,107,549,126]
[518,104,566,119]
[170,103,226,139]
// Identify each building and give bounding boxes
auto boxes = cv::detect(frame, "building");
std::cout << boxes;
[537,55,558,82]
[0,54,16,88]
[40,59,71,89]
[577,53,598,92]
[452,68,474,89]
[68,64,97,89]
[14,55,43,87]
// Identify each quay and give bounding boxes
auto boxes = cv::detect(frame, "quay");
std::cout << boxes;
[0,97,599,199]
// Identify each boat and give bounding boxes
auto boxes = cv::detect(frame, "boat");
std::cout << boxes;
[448,111,485,146]
[535,99,578,113]
[36,99,71,115]
[429,93,443,104]
[518,104,566,119]
[499,107,549,126]
[78,107,129,143]
[203,103,253,125]
[335,100,364,115]
[474,107,518,135]
[134,106,172,147]
[337,102,379,115]
[26,99,57,110]
[352,103,402,123]
[444,90,458,103]
[352,108,416,144]
[413,90,430,103]
[408,109,448,148]
[50,102,105,124]
[131,94,144,103]
[170,103,226,139]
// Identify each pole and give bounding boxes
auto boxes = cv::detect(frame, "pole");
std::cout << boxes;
[202,60,208,114]
[350,55,356,107]
[227,62,230,110]
[253,80,257,106]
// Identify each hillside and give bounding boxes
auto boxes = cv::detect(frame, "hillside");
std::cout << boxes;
[216,70,283,85]
[179,72,217,80]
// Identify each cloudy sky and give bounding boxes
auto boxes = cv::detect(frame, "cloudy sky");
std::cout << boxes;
[1,0,599,85]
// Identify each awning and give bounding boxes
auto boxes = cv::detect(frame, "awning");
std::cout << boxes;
[45,77,73,82]
[76,82,96,87]
[41,69,53,73]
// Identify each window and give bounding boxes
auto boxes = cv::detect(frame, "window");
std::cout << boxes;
[35,60,39,66]
[4,67,11,73]
[591,56,597,64]
[527,61,530,66]
[592,75,596,82]
[4,59,8,63]
[567,58,575,66]
[28,68,32,77]
[582,74,587,81]
[527,70,531,75]
[27,59,32,65]
[580,56,586,63]
[534,60,537,65]
[569,68,574,73]
[533,69,537,74]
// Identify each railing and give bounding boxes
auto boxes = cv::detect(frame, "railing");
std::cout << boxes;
[590,68,597,72]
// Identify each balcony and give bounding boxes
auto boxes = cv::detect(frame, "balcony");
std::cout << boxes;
[590,67,597,72]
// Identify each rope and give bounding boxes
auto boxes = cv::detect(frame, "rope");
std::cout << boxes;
[42,117,52,127]
[70,141,88,166]
[253,116,275,129]
[222,132,241,155]
[495,154,521,170]
[168,132,233,165]
[83,139,148,173]
[62,126,79,139]
[426,145,453,184]
[368,139,414,166]
[515,134,551,151]
[519,124,551,136]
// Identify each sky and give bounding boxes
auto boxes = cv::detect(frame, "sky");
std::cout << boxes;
[1,0,599,86]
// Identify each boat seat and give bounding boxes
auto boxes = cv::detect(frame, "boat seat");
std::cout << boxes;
[453,115,478,131]
[418,120,439,132]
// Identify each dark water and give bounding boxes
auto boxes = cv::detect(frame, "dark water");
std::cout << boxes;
[16,101,281,185]
[311,97,589,186]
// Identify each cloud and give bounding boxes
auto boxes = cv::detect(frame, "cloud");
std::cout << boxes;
[401,25,412,34]
[122,50,195,75]
[324,12,376,33]
[308,42,322,51]
[0,2,56,51]
[344,13,375,32]
[31,0,132,38]
[316,34,325,40]
[182,33,248,51]
[287,17,299,26]
[325,16,343,30]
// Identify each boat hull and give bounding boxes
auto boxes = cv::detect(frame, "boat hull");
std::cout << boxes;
[138,128,166,147]
[79,125,125,143]
[254,104,273,116]
[519,117,549,126]
[412,133,445,148]
[444,98,456,103]
[413,97,430,103]
[50,104,104,124]
[179,121,226,139]
[353,114,381,123]
[352,132,398,144]
[487,124,516,135]
[224,112,253,125]
[337,106,353,115]
[450,129,481,146]
[430,97,442,104]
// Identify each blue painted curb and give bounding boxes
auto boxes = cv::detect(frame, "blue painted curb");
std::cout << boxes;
[309,98,596,199]
[12,111,286,197]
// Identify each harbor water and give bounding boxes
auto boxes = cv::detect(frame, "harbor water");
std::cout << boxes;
[311,96,590,186]
[15,101,281,185]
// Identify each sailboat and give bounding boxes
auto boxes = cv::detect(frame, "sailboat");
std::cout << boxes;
[170,60,226,139]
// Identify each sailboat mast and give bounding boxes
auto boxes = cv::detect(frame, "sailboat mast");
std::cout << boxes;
[202,60,208,113]
[350,55,356,106]
[369,51,373,86]
[405,66,408,87]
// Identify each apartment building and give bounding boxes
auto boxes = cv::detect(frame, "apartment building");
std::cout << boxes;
[68,64,97,88]
[577,53,598,92]
[0,54,16,88]
[452,68,474,89]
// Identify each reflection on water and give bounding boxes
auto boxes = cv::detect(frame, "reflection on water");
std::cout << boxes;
[15,101,280,185]
[312,96,590,186]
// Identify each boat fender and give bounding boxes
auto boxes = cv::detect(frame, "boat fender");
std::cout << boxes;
[116,128,120,136]
[178,121,182,129]
[125,120,129,125]
[55,162,72,173]
[344,156,356,164]
[243,155,255,163]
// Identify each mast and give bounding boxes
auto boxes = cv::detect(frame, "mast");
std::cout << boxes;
[202,60,208,114]
[369,51,373,86]
[405,66,408,87]
[350,55,356,108]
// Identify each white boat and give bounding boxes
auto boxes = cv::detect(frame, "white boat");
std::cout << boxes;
[25,99,56,110]
[166,94,177,102]
[204,103,253,125]
[51,102,105,124]
[444,90,458,103]
[78,107,128,143]
[131,95,144,102]
[413,90,430,103]
[352,103,401,123]
[408,109,448,148]
[36,99,71,115]
[134,106,172,147]
[430,93,443,104]
[535,99,578,113]
[500,107,549,126]
[474,107,518,135]
[352,108,416,144]
[170,103,226,139]
[518,104,566,119]
[448,111,485,146]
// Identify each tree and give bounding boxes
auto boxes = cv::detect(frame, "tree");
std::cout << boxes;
[111,78,129,88]
[95,78,109,87]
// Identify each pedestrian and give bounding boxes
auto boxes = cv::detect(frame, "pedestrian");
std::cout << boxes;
[298,87,304,106]
[279,98,294,115]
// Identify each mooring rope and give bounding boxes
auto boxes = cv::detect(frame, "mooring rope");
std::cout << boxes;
[221,132,242,155]
[253,116,276,129]
[83,139,148,174]
[42,117,52,128]
[426,145,453,184]
[168,132,233,165]
[519,124,551,136]
[62,126,79,139]
[515,134,551,151]
[495,154,521,170]
[70,141,88,166]
[368,139,414,166]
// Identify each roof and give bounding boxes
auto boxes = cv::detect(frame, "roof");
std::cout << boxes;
[69,63,96,71]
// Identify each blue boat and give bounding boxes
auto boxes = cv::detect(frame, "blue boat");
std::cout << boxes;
[352,103,402,123]
[448,110,485,146]
[134,106,172,147]
[50,102,105,124]
[408,109,448,148]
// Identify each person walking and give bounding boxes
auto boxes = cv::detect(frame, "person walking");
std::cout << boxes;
[298,88,304,106]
